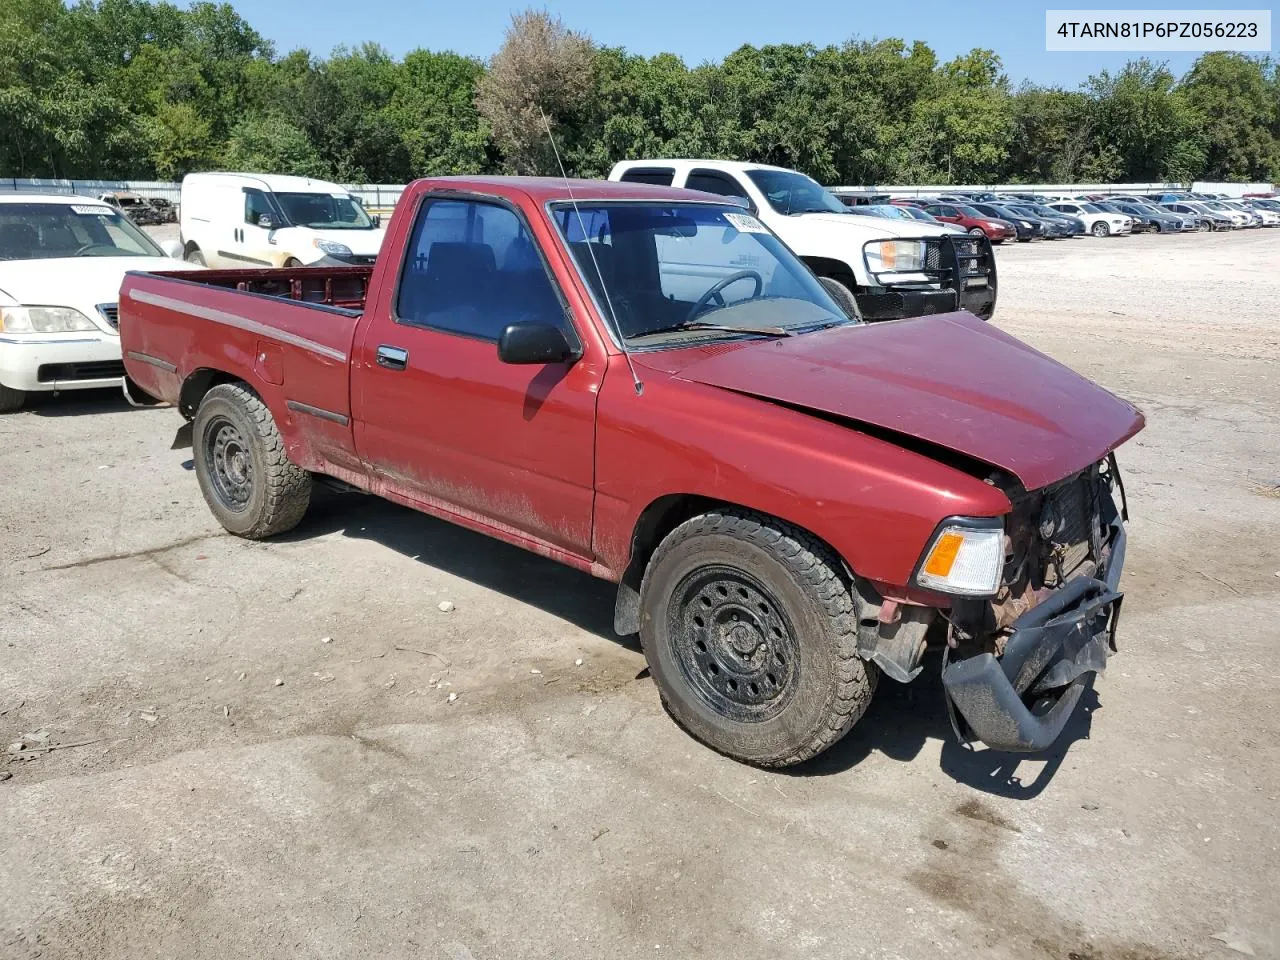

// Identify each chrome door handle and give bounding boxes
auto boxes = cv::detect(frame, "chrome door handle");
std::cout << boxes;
[376,345,408,370]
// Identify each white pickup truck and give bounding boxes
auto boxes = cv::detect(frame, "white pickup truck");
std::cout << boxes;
[608,159,996,320]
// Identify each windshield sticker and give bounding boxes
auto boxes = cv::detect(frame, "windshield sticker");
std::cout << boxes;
[71,205,111,216]
[724,212,767,233]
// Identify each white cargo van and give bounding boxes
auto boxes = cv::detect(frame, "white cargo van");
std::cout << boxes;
[179,173,386,269]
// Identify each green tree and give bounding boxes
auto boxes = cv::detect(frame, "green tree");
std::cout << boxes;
[390,50,492,177]
[221,113,328,178]
[1180,53,1278,180]
[903,50,1012,183]
[1085,59,1203,181]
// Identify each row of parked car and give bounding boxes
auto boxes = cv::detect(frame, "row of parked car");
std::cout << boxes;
[839,190,1280,241]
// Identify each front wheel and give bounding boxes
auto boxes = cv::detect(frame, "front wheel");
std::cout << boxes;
[817,275,862,321]
[1091,221,1110,238]
[0,383,24,413]
[185,246,206,266]
[967,226,987,238]
[193,383,312,538]
[639,510,877,767]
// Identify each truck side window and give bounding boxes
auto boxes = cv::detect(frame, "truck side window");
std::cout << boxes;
[244,189,273,226]
[619,167,675,186]
[396,199,566,342]
[685,170,751,207]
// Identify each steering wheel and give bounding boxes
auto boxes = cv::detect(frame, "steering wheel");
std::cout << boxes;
[74,243,114,256]
[686,270,764,322]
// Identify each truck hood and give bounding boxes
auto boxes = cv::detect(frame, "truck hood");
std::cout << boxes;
[794,211,950,238]
[0,256,201,316]
[664,311,1144,491]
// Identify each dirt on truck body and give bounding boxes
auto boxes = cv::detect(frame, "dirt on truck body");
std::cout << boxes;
[118,174,1143,768]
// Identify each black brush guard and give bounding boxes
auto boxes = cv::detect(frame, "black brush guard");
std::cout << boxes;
[858,235,997,322]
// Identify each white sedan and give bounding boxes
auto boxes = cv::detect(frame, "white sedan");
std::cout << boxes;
[1047,201,1133,238]
[0,194,201,412]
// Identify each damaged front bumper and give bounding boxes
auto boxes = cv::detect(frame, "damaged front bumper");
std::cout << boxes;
[941,510,1126,753]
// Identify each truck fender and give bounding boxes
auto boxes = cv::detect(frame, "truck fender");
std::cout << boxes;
[799,255,863,292]
[611,493,859,638]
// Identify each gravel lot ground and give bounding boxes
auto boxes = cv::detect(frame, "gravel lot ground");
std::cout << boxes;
[2,228,1278,960]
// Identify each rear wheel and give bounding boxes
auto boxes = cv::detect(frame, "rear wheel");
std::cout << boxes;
[639,509,877,767]
[193,383,312,538]
[0,384,24,413]
[1091,221,1110,238]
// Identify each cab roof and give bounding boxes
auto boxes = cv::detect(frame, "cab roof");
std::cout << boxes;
[610,159,795,175]
[411,175,734,205]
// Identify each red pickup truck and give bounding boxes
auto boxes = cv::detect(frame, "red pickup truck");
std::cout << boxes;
[119,176,1143,767]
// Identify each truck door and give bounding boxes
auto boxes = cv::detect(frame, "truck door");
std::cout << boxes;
[351,194,601,557]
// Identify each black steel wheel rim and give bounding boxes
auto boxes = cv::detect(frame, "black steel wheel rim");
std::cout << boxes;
[204,415,254,512]
[667,565,801,723]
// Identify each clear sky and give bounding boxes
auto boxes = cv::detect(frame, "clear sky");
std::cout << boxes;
[227,0,1263,85]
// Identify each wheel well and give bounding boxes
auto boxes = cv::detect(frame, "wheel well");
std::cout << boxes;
[800,256,858,285]
[183,240,200,256]
[612,495,854,636]
[179,369,246,420]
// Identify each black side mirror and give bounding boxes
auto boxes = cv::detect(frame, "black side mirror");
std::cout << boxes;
[497,322,578,365]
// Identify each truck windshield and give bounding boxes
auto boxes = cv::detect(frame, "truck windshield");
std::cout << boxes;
[744,170,847,215]
[553,202,849,345]
[0,202,165,260]
[273,192,374,229]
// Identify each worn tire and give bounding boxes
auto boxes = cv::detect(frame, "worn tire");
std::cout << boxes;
[193,383,311,539]
[817,275,862,321]
[639,509,877,767]
[0,383,24,413]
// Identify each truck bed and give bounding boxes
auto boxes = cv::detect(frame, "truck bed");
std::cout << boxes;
[175,265,375,311]
[119,268,368,474]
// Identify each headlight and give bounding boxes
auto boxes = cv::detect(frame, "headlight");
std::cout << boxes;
[865,239,926,274]
[914,521,1004,596]
[313,239,352,257]
[0,306,98,334]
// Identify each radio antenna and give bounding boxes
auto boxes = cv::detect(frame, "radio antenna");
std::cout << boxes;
[539,106,643,396]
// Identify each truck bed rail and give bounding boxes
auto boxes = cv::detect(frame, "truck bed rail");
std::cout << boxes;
[173,265,374,311]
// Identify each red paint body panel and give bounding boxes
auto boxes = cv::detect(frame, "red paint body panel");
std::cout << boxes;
[119,175,1144,599]
[591,354,1012,586]
[661,312,1145,492]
